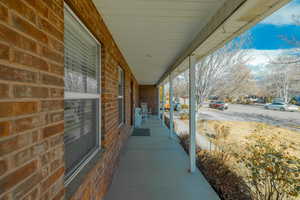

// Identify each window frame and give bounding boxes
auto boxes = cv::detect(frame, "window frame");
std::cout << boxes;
[64,3,101,186]
[118,66,125,126]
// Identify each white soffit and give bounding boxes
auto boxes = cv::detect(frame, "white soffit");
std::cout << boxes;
[160,0,291,83]
[194,0,292,60]
[92,0,226,84]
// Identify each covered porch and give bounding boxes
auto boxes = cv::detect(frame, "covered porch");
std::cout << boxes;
[96,0,291,199]
[0,0,292,199]
[105,116,219,200]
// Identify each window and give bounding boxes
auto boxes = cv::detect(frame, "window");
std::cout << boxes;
[118,67,125,125]
[64,5,101,184]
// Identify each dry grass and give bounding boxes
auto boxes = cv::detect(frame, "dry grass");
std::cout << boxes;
[197,120,300,158]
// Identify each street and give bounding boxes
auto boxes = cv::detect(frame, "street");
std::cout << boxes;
[198,104,300,132]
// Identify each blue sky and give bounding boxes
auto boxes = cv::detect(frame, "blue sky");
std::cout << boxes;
[250,24,300,50]
[240,0,300,74]
[249,0,300,50]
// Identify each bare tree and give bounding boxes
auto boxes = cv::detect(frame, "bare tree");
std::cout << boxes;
[195,33,251,106]
[173,71,189,101]
[277,15,300,65]
[214,64,258,99]
[265,54,299,103]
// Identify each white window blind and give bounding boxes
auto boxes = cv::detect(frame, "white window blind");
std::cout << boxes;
[118,67,125,125]
[64,8,99,94]
[64,4,101,185]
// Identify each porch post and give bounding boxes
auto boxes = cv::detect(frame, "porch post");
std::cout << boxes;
[161,84,165,126]
[189,54,196,173]
[169,74,174,139]
[157,86,160,119]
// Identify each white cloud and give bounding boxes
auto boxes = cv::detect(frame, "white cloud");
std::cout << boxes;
[241,49,298,77]
[260,1,300,26]
[242,49,285,66]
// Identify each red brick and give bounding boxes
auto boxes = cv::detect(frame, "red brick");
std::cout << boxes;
[0,121,11,138]
[49,134,63,148]
[0,42,9,60]
[52,188,65,200]
[48,9,64,31]
[40,191,50,200]
[0,64,37,83]
[40,73,64,87]
[11,146,35,168]
[50,88,64,98]
[0,101,38,118]
[14,101,38,116]
[0,102,14,118]
[0,160,37,196]
[4,0,36,24]
[24,0,48,18]
[0,83,10,98]
[15,115,42,133]
[0,24,37,52]
[40,151,54,167]
[43,0,63,18]
[48,36,64,53]
[0,159,8,176]
[39,46,64,64]
[41,167,64,192]
[45,111,64,124]
[49,63,64,76]
[21,187,39,200]
[12,49,49,71]
[33,141,49,156]
[14,85,48,98]
[11,13,48,44]
[0,3,8,23]
[0,131,38,156]
[41,100,63,111]
[42,123,64,139]
[50,158,63,173]
[37,16,63,41]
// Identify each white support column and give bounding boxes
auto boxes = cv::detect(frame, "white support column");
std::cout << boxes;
[157,86,160,119]
[189,54,196,173]
[169,75,174,139]
[161,84,165,126]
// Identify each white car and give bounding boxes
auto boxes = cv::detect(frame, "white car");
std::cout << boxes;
[264,103,299,112]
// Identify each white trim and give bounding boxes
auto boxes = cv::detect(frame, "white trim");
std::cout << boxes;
[169,75,174,139]
[157,86,160,119]
[161,85,165,127]
[65,92,100,99]
[118,66,125,126]
[65,148,100,186]
[64,3,100,45]
[189,55,196,173]
[64,2,102,186]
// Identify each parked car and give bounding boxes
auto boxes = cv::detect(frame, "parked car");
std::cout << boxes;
[209,101,228,110]
[164,102,181,111]
[264,102,298,112]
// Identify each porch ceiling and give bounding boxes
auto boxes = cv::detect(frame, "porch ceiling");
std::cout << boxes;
[93,0,225,84]
[93,0,291,85]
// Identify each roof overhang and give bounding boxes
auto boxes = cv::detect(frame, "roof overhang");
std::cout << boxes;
[92,0,291,85]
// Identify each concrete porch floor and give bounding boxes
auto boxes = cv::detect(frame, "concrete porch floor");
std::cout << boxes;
[104,116,220,200]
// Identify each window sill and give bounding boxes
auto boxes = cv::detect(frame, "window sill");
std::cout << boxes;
[65,148,105,200]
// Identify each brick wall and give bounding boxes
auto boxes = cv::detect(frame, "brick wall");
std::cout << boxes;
[139,85,158,115]
[0,0,139,199]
